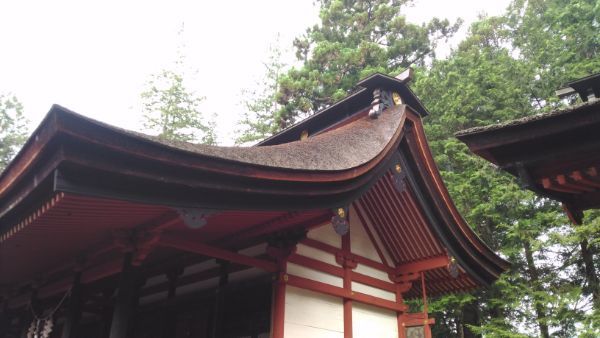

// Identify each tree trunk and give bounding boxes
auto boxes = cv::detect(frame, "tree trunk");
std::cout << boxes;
[580,239,599,308]
[462,301,481,338]
[523,240,550,338]
[456,315,464,338]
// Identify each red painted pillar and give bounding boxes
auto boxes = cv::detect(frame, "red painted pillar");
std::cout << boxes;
[271,269,287,338]
[342,233,353,338]
[268,233,302,338]
[396,285,406,338]
[421,272,432,338]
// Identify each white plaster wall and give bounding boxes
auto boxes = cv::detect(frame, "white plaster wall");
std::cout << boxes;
[355,263,393,282]
[351,281,396,301]
[296,243,340,266]
[284,286,344,338]
[353,204,395,265]
[352,302,398,338]
[307,222,341,248]
[287,263,343,288]
[349,206,383,263]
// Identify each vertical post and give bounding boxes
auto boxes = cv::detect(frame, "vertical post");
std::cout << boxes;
[0,300,9,337]
[101,288,115,338]
[60,271,82,338]
[421,272,431,338]
[210,260,229,338]
[27,288,40,337]
[342,232,352,338]
[396,285,406,338]
[268,231,303,338]
[271,269,286,338]
[109,252,138,338]
[127,278,145,338]
[161,268,182,338]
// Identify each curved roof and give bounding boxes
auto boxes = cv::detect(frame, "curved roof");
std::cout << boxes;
[0,74,508,304]
[61,103,406,172]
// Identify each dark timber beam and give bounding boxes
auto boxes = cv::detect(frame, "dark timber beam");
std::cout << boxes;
[60,272,82,338]
[109,252,139,338]
[161,268,182,338]
[210,260,229,338]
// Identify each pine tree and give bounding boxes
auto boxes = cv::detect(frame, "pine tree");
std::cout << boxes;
[272,0,461,129]
[141,26,216,144]
[141,66,216,144]
[414,1,600,335]
[0,94,28,172]
[236,41,286,145]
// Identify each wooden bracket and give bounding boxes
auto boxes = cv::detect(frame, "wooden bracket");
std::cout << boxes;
[111,229,162,266]
[563,202,583,225]
[396,282,413,293]
[335,252,358,269]
[111,229,135,253]
[132,230,162,266]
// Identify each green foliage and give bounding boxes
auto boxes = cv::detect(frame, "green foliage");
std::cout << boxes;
[141,67,216,144]
[238,0,599,335]
[413,1,600,335]
[273,0,461,129]
[0,94,28,172]
[236,42,286,144]
[506,0,600,108]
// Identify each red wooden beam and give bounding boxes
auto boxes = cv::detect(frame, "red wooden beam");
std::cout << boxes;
[289,253,397,292]
[541,177,581,194]
[159,234,277,273]
[288,254,344,277]
[395,255,449,275]
[286,274,407,312]
[351,271,396,292]
[301,238,393,273]
[555,174,595,192]
[570,170,600,189]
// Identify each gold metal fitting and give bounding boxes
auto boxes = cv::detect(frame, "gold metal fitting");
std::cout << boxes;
[395,163,402,173]
[392,92,402,105]
[337,208,346,218]
[300,130,309,140]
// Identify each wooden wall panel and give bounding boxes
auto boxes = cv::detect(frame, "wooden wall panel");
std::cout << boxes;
[352,302,398,338]
[284,286,344,338]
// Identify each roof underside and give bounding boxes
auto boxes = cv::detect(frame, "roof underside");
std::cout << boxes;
[457,99,600,217]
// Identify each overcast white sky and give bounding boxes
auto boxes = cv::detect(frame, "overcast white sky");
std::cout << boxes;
[0,0,511,144]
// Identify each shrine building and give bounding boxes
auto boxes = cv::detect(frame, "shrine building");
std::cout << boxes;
[457,73,600,225]
[0,72,509,338]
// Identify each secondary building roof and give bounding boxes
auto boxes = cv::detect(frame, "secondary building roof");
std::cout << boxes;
[458,73,600,224]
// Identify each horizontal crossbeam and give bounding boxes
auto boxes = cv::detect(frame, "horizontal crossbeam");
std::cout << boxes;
[159,234,277,273]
